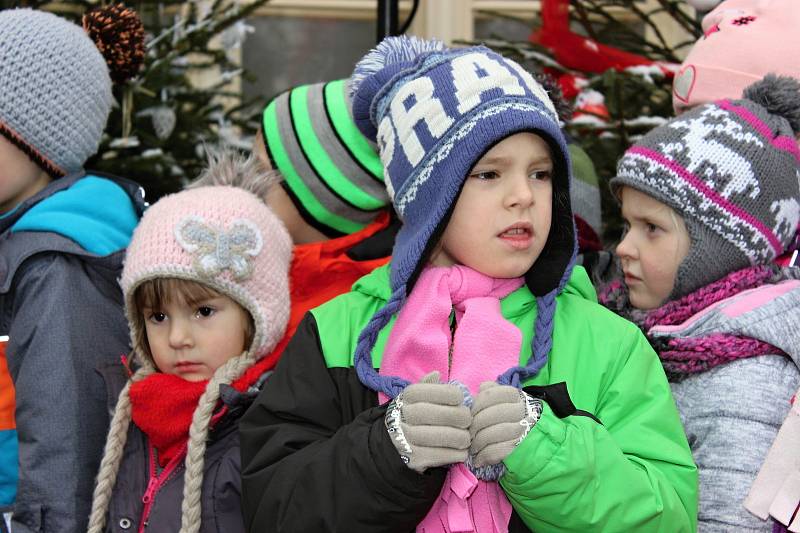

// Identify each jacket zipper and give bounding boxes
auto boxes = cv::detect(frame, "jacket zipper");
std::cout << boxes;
[136,407,228,532]
[139,442,187,533]
[448,310,456,375]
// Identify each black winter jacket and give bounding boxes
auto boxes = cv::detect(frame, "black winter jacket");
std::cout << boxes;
[240,314,532,533]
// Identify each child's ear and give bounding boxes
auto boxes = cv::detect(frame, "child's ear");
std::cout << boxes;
[252,130,273,172]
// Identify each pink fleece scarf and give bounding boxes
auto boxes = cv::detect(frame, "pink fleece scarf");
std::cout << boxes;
[379,265,525,533]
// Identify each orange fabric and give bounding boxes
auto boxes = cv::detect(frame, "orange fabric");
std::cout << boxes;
[268,212,392,360]
[0,341,15,430]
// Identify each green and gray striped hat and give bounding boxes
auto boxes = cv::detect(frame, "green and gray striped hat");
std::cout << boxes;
[261,79,390,237]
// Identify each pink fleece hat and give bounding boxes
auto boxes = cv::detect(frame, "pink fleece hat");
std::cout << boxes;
[673,0,800,113]
[121,184,292,360]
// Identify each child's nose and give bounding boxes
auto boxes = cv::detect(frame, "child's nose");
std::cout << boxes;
[505,173,534,208]
[168,318,193,348]
[616,232,636,259]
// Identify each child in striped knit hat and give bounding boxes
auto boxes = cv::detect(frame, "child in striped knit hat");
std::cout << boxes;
[244,78,399,367]
[604,75,800,531]
[87,151,292,533]
[240,36,696,532]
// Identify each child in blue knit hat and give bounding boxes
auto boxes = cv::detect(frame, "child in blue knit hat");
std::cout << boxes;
[240,36,697,532]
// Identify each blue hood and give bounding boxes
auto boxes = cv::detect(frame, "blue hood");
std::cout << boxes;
[10,175,140,256]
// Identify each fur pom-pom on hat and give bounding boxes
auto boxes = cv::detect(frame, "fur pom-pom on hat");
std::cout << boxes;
[742,73,800,134]
[82,3,145,85]
[188,146,282,200]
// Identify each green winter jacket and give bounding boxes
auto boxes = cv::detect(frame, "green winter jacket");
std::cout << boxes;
[241,263,698,532]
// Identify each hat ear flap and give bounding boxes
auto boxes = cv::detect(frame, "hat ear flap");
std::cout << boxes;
[525,136,577,297]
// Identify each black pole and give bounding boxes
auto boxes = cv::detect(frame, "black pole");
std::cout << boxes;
[376,0,399,42]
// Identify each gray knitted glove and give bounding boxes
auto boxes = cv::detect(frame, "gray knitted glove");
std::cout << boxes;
[385,371,472,473]
[469,381,542,468]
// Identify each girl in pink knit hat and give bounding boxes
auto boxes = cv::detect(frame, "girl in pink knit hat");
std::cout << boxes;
[86,151,292,533]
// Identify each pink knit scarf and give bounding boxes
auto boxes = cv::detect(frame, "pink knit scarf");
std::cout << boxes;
[379,265,524,533]
[600,265,788,376]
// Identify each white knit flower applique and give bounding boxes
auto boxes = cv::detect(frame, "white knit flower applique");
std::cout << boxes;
[174,216,263,281]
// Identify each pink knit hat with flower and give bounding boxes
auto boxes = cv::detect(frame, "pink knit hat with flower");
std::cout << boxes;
[121,165,292,362]
[673,0,800,114]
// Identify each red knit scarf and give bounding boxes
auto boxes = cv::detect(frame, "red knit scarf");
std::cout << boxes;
[129,355,273,467]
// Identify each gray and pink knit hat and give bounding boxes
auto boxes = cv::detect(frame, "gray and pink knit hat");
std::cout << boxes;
[612,75,800,298]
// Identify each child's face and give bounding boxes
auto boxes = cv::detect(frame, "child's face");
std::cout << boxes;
[616,186,691,310]
[0,136,52,214]
[143,292,251,381]
[430,132,553,278]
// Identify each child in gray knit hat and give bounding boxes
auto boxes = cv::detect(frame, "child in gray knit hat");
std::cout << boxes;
[0,5,144,532]
[603,74,800,531]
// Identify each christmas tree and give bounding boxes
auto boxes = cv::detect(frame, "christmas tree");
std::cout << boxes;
[1,0,268,200]
[479,0,705,240]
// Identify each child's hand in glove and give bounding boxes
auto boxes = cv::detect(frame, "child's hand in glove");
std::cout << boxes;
[385,371,472,473]
[469,382,542,468]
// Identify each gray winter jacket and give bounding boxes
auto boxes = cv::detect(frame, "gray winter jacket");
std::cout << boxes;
[99,364,257,533]
[0,173,143,533]
[649,279,800,532]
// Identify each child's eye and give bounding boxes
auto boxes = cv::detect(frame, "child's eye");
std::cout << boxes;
[645,222,660,234]
[470,170,498,180]
[529,169,552,181]
[148,312,167,323]
[196,306,215,318]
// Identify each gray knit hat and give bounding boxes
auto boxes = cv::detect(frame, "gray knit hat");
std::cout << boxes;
[611,75,800,298]
[0,7,143,177]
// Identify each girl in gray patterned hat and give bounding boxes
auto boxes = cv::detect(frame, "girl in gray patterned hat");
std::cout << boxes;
[603,74,800,531]
[0,5,144,532]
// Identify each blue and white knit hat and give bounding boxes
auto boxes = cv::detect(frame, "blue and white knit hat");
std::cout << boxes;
[349,37,578,397]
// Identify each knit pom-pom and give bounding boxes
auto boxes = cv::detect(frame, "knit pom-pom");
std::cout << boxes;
[743,74,800,134]
[83,3,145,84]
[348,35,446,99]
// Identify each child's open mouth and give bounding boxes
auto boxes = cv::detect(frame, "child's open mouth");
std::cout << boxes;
[498,223,533,249]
